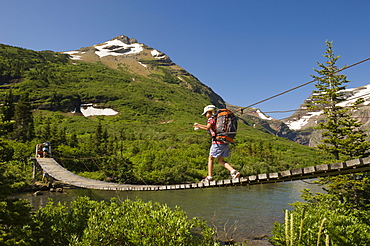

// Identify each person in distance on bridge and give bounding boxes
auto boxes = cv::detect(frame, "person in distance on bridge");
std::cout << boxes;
[193,105,240,182]
[36,144,43,158]
[42,141,51,158]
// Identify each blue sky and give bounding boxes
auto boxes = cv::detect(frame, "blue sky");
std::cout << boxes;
[1,0,370,119]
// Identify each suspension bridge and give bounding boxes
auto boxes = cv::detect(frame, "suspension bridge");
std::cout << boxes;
[31,156,370,191]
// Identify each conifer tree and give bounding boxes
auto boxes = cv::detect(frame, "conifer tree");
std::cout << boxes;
[69,133,78,148]
[58,127,67,146]
[41,120,51,141]
[92,121,104,155]
[12,92,35,142]
[307,41,370,160]
[1,89,15,133]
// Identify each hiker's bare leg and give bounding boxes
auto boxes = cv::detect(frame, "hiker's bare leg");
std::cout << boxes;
[218,157,235,172]
[208,156,214,177]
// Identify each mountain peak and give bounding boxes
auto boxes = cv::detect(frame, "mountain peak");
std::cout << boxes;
[111,35,138,44]
[64,35,146,60]
[62,35,172,70]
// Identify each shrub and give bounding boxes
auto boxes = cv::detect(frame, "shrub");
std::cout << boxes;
[32,197,216,246]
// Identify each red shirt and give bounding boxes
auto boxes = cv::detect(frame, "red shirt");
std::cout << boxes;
[207,117,225,144]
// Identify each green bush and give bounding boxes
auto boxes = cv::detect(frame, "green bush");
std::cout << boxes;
[0,198,33,245]
[32,197,216,246]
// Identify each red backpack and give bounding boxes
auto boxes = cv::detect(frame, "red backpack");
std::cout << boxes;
[213,109,238,143]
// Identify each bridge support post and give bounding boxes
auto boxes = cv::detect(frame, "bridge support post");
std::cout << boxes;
[30,157,42,183]
[32,161,36,182]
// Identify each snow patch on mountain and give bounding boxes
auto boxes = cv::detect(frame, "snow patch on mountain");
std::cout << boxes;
[94,39,144,58]
[256,109,274,120]
[76,105,119,117]
[285,84,370,130]
[151,49,166,59]
[81,107,118,117]
[64,51,83,60]
[285,111,322,130]
[138,61,147,68]
[337,84,370,107]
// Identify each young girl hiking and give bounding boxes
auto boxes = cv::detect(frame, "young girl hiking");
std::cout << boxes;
[194,105,240,181]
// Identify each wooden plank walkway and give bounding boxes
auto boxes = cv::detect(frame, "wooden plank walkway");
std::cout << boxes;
[31,157,370,191]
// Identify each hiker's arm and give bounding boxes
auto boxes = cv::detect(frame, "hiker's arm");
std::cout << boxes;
[194,122,211,131]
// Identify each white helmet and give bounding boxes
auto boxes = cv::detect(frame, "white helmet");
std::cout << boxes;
[202,105,216,115]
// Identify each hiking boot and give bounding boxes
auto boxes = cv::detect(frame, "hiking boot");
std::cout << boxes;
[201,176,213,183]
[230,170,240,179]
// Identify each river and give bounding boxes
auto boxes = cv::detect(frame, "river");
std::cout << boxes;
[16,180,324,245]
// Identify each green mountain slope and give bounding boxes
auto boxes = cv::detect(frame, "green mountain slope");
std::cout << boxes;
[0,42,333,185]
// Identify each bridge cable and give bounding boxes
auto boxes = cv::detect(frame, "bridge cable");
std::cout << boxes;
[264,90,370,115]
[237,57,370,114]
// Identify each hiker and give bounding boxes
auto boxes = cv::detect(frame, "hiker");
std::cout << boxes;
[42,141,51,158]
[36,144,43,158]
[194,105,240,181]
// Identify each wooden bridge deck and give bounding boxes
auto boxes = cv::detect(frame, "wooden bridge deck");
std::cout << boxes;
[31,157,370,191]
